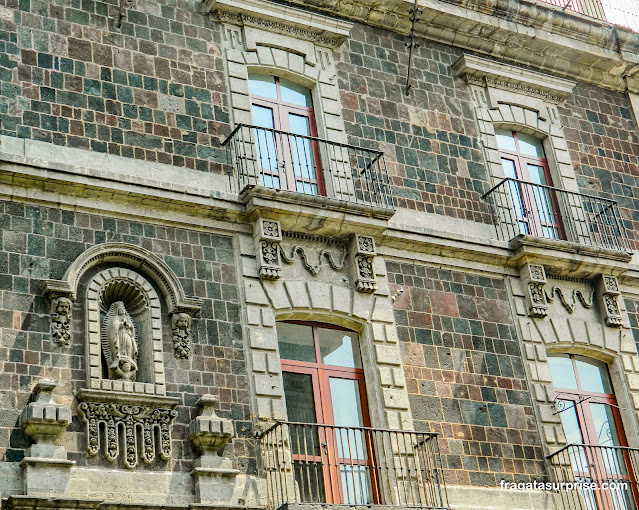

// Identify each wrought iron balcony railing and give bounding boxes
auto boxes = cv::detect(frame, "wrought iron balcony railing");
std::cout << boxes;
[482,178,631,252]
[258,421,449,510]
[537,0,639,33]
[222,124,394,210]
[548,443,639,510]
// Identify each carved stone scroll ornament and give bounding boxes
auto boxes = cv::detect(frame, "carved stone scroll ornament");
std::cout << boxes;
[102,301,138,381]
[77,392,179,469]
[350,234,377,293]
[521,263,548,318]
[596,275,623,328]
[279,244,346,276]
[51,297,73,346]
[172,312,193,359]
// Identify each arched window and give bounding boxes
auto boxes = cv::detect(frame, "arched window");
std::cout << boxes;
[277,321,371,505]
[248,74,323,195]
[496,129,564,240]
[549,354,634,508]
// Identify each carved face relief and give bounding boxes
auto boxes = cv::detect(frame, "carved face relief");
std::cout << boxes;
[51,297,73,346]
[172,313,192,359]
[102,301,138,381]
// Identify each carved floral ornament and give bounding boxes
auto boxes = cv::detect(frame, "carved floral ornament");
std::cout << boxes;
[521,264,624,328]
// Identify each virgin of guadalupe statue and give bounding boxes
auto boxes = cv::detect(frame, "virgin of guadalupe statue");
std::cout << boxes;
[101,301,138,380]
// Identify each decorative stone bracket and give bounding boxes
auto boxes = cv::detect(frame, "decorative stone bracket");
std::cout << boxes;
[350,234,377,293]
[596,275,623,328]
[190,394,238,504]
[20,379,74,496]
[521,263,548,318]
[253,218,283,280]
[42,285,75,347]
[76,389,179,469]
[171,311,195,359]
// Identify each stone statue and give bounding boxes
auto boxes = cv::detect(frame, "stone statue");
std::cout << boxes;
[172,312,192,359]
[102,301,138,380]
[51,297,72,346]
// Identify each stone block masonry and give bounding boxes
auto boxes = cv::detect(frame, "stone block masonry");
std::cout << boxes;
[387,261,545,487]
[0,200,254,476]
[0,0,229,172]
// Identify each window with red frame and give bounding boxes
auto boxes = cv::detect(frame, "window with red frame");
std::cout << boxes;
[549,354,635,508]
[496,129,564,240]
[248,74,323,195]
[277,321,373,505]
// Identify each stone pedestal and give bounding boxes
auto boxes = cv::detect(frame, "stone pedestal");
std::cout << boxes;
[20,379,75,496]
[190,394,239,504]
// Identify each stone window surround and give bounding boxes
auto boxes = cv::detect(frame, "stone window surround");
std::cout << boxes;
[453,54,579,194]
[511,273,639,456]
[212,0,354,150]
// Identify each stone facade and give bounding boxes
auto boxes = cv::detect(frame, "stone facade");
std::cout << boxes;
[1,0,639,509]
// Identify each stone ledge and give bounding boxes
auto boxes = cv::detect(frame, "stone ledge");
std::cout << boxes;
[1,497,265,510]
[508,234,633,278]
[76,389,180,407]
[240,185,395,238]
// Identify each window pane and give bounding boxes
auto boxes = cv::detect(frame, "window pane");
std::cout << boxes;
[501,158,518,179]
[319,328,362,368]
[278,323,316,362]
[548,354,578,390]
[518,133,545,157]
[589,403,620,447]
[251,104,275,129]
[495,129,517,151]
[575,356,613,394]
[283,372,318,423]
[330,378,364,428]
[280,77,312,106]
[527,163,549,186]
[248,73,277,99]
[558,401,584,444]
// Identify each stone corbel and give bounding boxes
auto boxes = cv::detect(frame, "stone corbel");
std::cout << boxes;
[350,234,377,293]
[190,395,238,504]
[521,263,548,318]
[21,379,75,496]
[42,282,75,347]
[596,275,623,327]
[253,218,282,280]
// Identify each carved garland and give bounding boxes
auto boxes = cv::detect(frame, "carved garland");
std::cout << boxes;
[77,400,178,469]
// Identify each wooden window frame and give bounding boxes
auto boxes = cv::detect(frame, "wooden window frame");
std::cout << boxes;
[499,130,565,240]
[279,321,374,505]
[250,77,325,195]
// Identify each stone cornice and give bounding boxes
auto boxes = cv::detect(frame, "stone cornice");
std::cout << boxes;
[453,54,577,103]
[276,0,639,93]
[201,0,354,48]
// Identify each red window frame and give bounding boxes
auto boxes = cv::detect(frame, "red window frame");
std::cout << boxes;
[553,354,637,508]
[279,321,374,505]
[499,130,565,240]
[250,77,325,195]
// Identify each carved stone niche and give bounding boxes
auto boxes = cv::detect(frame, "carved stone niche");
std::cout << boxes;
[520,263,548,318]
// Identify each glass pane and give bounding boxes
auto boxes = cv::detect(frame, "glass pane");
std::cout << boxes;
[251,104,275,129]
[527,163,549,186]
[590,403,620,447]
[549,355,579,390]
[248,73,277,99]
[518,133,545,157]
[558,402,589,476]
[280,77,312,106]
[501,157,518,179]
[288,114,318,194]
[278,322,316,362]
[294,461,325,503]
[330,378,365,464]
[575,356,613,394]
[319,328,362,368]
[340,465,371,505]
[283,372,318,423]
[251,105,280,187]
[495,129,517,151]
